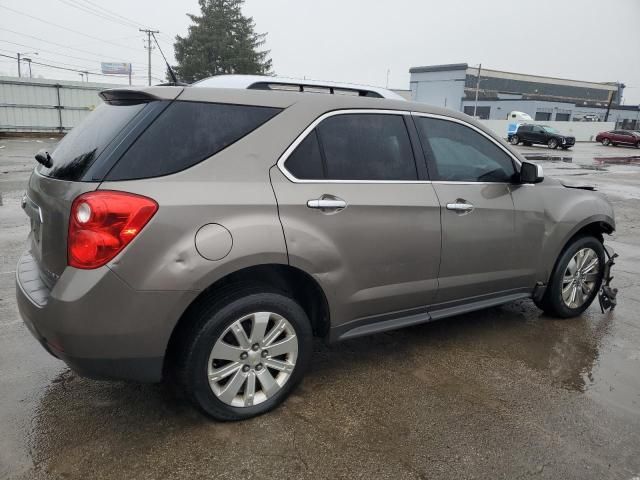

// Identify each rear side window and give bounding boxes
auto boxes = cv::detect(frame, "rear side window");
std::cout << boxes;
[106,101,281,180]
[285,130,325,180]
[284,113,417,181]
[416,117,516,182]
[41,103,146,181]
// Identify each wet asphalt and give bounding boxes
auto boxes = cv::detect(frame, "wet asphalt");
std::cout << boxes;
[0,138,639,479]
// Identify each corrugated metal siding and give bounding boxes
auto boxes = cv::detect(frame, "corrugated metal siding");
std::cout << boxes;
[0,76,118,132]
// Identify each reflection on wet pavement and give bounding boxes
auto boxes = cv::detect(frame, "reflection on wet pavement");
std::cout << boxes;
[2,139,640,479]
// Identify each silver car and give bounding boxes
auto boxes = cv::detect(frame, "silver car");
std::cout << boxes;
[16,76,616,420]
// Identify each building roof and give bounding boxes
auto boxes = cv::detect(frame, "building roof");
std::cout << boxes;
[409,63,468,74]
[409,64,618,91]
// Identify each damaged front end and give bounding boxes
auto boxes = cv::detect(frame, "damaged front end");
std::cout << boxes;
[598,245,619,313]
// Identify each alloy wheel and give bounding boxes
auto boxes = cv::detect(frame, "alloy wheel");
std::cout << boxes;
[561,248,600,309]
[207,311,298,407]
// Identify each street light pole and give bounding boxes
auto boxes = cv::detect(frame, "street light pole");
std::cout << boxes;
[23,58,32,78]
[16,52,38,78]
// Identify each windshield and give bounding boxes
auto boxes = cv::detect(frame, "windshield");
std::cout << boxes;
[39,102,146,181]
[542,126,559,134]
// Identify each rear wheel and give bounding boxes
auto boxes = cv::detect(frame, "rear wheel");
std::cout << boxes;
[636,141,640,149]
[547,138,559,149]
[510,135,520,145]
[602,138,611,146]
[176,290,312,420]
[536,235,605,318]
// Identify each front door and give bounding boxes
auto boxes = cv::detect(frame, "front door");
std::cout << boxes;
[413,113,521,304]
[270,111,442,327]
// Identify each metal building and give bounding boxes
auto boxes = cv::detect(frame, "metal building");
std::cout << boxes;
[409,64,639,129]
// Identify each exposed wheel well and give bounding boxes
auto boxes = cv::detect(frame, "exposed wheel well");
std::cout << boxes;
[164,264,330,376]
[571,221,614,244]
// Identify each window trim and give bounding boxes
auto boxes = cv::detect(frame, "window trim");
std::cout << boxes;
[411,111,521,185]
[278,109,521,185]
[278,109,424,184]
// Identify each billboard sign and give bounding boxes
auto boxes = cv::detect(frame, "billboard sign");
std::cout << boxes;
[101,62,132,75]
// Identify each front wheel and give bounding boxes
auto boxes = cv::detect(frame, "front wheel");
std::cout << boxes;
[636,141,640,149]
[536,236,605,318]
[548,138,559,149]
[176,290,313,420]
[510,135,520,145]
[602,138,611,146]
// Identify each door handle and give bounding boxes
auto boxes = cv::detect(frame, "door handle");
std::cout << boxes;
[446,202,474,213]
[307,197,347,210]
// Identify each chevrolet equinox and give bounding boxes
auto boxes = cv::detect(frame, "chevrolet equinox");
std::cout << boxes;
[16,76,617,420]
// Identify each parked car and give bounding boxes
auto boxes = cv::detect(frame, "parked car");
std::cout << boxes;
[595,130,640,148]
[17,76,616,421]
[509,124,575,149]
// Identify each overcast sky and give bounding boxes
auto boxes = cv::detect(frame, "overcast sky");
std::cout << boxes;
[1,0,639,103]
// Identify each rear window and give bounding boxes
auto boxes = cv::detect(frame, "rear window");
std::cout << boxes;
[105,101,282,180]
[41,103,146,181]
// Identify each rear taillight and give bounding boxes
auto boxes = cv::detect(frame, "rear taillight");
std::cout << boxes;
[68,191,158,269]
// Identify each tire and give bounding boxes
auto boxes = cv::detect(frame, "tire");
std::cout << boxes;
[176,289,313,421]
[547,138,559,149]
[636,141,640,149]
[602,138,610,146]
[536,235,605,318]
[510,135,519,145]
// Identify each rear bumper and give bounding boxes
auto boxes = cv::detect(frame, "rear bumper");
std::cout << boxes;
[16,251,197,382]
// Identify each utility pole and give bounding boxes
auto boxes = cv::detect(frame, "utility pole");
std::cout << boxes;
[386,69,390,89]
[17,52,21,77]
[84,71,89,82]
[473,63,482,118]
[139,28,159,86]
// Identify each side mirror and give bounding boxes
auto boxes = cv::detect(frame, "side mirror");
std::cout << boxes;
[520,161,544,184]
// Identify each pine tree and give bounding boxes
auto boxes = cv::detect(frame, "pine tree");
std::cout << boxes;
[173,0,273,83]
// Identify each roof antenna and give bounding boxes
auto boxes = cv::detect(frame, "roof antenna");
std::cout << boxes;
[151,32,182,85]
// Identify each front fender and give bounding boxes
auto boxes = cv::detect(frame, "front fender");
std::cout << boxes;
[539,190,614,282]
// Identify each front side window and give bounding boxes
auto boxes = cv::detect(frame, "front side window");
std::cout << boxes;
[415,117,516,183]
[284,113,417,181]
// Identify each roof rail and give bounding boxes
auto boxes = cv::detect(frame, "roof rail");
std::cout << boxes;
[193,75,405,100]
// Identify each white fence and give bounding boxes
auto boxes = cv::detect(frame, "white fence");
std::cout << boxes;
[480,120,615,142]
[0,76,118,133]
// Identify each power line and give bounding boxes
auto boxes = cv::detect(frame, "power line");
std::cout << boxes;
[0,27,140,63]
[0,39,132,67]
[57,0,142,29]
[75,0,148,29]
[0,52,110,77]
[0,5,149,55]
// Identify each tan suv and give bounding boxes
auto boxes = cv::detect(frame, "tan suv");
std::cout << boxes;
[16,76,617,420]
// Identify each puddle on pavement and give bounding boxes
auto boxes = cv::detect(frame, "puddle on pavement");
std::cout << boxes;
[594,156,640,166]
[524,154,574,163]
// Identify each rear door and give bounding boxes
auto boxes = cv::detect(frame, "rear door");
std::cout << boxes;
[518,125,532,142]
[413,113,522,304]
[270,110,441,326]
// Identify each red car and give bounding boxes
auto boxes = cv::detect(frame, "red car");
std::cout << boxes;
[596,130,640,148]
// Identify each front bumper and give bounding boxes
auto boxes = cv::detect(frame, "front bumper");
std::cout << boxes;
[16,251,197,382]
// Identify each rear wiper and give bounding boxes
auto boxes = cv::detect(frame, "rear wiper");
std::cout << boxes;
[35,149,52,168]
